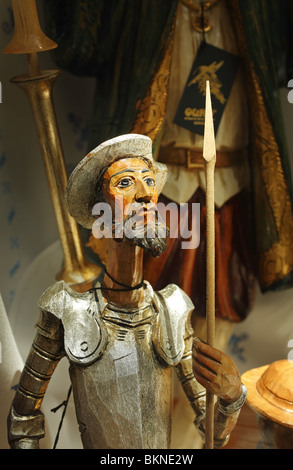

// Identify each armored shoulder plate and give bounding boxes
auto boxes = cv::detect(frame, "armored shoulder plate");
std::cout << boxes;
[152,284,194,367]
[38,281,108,366]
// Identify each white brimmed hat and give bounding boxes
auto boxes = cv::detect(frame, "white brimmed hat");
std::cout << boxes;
[65,134,167,229]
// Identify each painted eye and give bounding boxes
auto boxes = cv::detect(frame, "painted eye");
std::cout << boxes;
[117,177,133,188]
[144,177,155,187]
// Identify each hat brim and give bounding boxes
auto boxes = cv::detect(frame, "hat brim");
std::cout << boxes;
[242,365,293,427]
[65,134,168,229]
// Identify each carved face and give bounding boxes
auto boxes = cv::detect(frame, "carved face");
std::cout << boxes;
[103,157,158,210]
[101,157,168,257]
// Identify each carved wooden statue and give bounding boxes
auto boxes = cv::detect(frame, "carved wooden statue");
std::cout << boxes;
[7,134,246,449]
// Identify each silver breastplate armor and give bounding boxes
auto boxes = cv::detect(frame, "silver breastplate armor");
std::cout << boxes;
[38,280,194,449]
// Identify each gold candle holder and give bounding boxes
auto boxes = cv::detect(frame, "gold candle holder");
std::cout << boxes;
[3,0,100,291]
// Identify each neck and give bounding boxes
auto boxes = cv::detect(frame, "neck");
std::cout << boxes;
[102,238,145,309]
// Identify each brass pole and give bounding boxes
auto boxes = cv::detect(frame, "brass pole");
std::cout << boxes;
[3,0,100,291]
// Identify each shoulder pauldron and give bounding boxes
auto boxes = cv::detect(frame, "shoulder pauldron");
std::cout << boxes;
[38,281,108,366]
[152,284,194,367]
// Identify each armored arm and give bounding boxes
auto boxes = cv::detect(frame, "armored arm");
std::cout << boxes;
[7,310,65,449]
[207,383,247,448]
[174,322,206,426]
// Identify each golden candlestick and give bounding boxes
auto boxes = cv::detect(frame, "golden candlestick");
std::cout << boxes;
[3,0,100,291]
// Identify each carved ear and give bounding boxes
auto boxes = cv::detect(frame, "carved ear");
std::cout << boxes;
[153,161,168,195]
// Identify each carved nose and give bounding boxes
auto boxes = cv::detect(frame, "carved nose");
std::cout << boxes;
[135,179,153,202]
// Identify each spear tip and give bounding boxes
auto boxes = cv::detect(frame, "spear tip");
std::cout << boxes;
[203,80,216,163]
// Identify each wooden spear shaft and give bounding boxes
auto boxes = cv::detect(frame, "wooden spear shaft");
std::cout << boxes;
[203,80,216,449]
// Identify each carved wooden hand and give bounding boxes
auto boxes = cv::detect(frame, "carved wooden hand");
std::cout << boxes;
[192,337,242,403]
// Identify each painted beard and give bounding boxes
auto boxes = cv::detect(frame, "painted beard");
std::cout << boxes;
[113,202,169,258]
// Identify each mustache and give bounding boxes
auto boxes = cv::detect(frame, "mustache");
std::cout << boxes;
[112,202,169,257]
[124,201,157,220]
[112,202,169,240]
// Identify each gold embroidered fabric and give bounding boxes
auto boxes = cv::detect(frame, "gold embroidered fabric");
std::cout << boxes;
[131,26,175,146]
[253,86,293,288]
[229,0,293,289]
[133,0,293,289]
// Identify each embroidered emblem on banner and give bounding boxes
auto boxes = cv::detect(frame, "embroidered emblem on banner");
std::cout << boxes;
[173,43,239,136]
